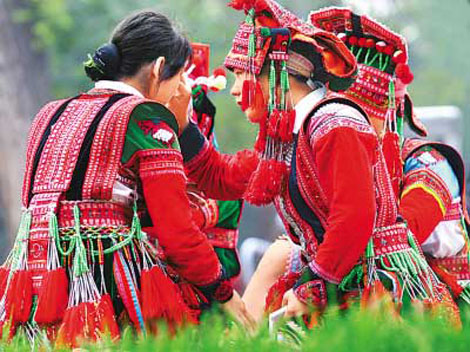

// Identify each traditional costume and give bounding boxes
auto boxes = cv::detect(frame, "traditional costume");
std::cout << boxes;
[180,0,447,319]
[186,44,243,284]
[0,78,234,346]
[401,139,470,305]
[310,8,469,312]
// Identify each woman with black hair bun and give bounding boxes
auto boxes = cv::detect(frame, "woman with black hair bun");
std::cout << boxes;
[0,10,254,347]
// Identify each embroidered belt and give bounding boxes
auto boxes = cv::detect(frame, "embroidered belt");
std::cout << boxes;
[429,255,470,281]
[203,228,238,249]
[57,201,133,228]
[443,202,461,222]
[372,223,409,257]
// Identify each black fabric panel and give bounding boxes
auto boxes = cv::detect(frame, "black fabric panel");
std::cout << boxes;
[351,13,364,37]
[288,136,326,244]
[65,94,129,200]
[27,97,79,205]
[179,122,207,163]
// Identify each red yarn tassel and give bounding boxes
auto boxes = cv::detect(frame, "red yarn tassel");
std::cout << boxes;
[179,281,206,309]
[241,79,255,112]
[35,267,69,324]
[5,270,33,324]
[278,110,296,143]
[0,267,9,298]
[244,158,288,206]
[141,266,166,320]
[141,265,196,328]
[382,131,403,199]
[253,81,266,111]
[56,302,99,348]
[96,294,120,340]
[267,110,281,139]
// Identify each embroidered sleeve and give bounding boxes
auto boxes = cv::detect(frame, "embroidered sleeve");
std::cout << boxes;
[293,266,328,308]
[307,114,377,284]
[121,102,180,164]
[400,155,453,244]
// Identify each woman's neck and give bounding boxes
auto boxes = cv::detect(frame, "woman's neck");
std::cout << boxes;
[289,78,315,107]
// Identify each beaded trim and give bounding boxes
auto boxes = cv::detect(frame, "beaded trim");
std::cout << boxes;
[203,228,239,250]
[22,100,68,206]
[402,168,452,216]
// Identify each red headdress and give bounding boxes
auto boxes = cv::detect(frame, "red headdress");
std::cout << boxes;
[310,8,428,197]
[225,0,357,205]
[310,7,427,137]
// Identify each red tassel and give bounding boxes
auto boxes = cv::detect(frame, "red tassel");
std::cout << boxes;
[179,282,206,309]
[244,158,288,206]
[96,294,120,340]
[141,266,196,327]
[141,267,165,320]
[56,302,99,348]
[267,110,281,139]
[5,270,33,323]
[253,81,266,111]
[382,131,403,199]
[278,110,296,143]
[241,79,255,112]
[35,267,69,324]
[0,267,10,298]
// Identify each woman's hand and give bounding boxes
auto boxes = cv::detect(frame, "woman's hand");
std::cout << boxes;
[167,77,192,132]
[221,290,257,332]
[282,289,310,318]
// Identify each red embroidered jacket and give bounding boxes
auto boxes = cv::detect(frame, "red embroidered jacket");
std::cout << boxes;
[23,90,225,296]
[180,98,394,286]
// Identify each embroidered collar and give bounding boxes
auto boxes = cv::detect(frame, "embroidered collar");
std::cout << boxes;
[293,85,327,133]
[94,80,144,98]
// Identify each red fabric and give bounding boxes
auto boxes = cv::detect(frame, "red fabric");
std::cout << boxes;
[400,188,445,244]
[185,143,259,200]
[142,164,222,286]
[310,127,377,282]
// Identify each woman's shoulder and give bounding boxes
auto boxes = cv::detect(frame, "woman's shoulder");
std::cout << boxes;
[306,99,375,142]
[131,101,178,134]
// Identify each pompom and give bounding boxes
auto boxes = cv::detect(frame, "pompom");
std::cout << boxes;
[375,41,387,53]
[395,63,414,84]
[392,50,406,64]
[337,33,348,43]
[384,45,395,56]
[228,0,268,12]
[212,66,226,77]
[365,39,376,48]
[348,36,358,46]
[358,37,367,47]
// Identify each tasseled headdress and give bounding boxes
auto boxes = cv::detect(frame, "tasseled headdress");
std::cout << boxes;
[225,0,357,205]
[310,7,428,197]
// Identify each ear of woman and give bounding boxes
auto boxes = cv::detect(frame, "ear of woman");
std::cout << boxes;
[153,56,166,82]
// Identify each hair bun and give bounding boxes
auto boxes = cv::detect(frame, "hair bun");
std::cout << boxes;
[84,43,121,82]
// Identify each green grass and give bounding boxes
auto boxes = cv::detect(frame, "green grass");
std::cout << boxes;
[2,305,470,351]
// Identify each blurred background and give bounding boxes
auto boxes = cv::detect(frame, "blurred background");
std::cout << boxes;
[1,0,469,282]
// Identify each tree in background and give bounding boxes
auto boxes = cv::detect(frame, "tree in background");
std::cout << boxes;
[0,0,51,254]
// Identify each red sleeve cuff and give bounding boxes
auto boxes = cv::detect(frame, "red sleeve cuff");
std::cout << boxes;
[309,260,341,284]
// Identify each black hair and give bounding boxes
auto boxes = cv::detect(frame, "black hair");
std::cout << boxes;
[84,10,192,82]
